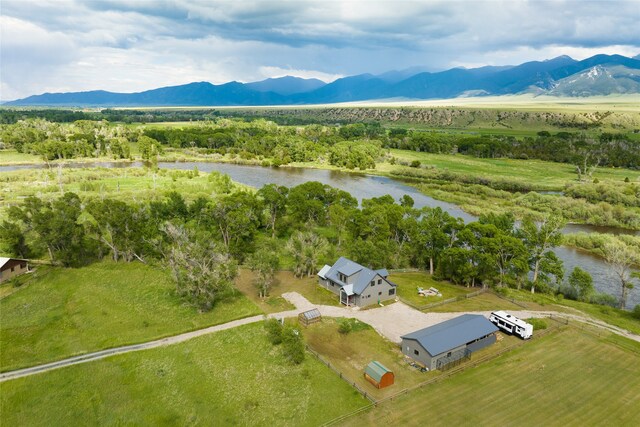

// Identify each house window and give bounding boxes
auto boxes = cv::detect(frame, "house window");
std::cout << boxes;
[447,352,452,357]
[414,349,420,355]
[11,267,14,272]
[378,279,382,284]
[378,291,382,296]
[371,281,375,286]
[389,289,395,296]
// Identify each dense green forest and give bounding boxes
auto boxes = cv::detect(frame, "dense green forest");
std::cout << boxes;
[2,181,637,309]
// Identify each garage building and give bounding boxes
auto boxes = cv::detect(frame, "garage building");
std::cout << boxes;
[401,314,498,371]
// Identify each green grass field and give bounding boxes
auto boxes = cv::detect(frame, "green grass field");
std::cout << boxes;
[385,150,640,190]
[0,323,368,426]
[341,327,640,426]
[0,262,261,371]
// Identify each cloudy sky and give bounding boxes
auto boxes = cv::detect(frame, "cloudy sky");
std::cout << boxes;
[1,0,639,100]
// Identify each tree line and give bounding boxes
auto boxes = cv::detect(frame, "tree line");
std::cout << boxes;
[2,117,638,169]
[2,180,637,310]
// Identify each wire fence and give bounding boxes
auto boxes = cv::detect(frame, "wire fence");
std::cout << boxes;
[320,317,569,427]
[305,345,376,403]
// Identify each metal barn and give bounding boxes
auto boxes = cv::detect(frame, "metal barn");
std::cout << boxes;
[401,314,499,371]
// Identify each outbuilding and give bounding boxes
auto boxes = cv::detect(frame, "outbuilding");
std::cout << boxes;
[401,314,498,371]
[364,361,394,389]
[0,257,29,283]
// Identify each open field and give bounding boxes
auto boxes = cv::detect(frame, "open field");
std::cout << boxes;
[235,269,341,313]
[385,150,640,190]
[340,326,640,426]
[0,323,368,426]
[0,262,261,371]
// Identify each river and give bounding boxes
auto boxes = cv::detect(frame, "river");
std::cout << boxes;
[1,160,638,308]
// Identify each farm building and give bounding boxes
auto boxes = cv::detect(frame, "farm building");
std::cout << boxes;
[401,314,499,371]
[364,361,394,389]
[0,257,29,283]
[298,308,322,326]
[317,257,397,307]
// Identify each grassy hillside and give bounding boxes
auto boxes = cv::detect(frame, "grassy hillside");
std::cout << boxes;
[0,323,367,426]
[0,262,261,371]
[341,327,640,426]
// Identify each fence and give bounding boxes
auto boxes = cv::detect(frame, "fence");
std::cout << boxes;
[305,345,376,403]
[398,288,488,311]
[320,317,569,427]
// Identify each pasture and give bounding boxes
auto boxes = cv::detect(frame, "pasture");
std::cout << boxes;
[340,327,640,426]
[0,262,261,371]
[0,323,368,426]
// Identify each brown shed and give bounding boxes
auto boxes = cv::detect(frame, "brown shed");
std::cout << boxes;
[364,361,394,389]
[0,257,29,283]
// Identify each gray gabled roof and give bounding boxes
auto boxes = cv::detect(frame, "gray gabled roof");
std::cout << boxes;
[401,314,498,357]
[321,257,395,296]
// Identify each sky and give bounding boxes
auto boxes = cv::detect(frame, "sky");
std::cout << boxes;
[1,0,639,101]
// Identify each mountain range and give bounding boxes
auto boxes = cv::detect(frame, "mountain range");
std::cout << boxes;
[5,54,640,107]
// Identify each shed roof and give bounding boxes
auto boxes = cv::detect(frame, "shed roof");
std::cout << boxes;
[300,308,321,321]
[365,361,392,382]
[401,314,498,357]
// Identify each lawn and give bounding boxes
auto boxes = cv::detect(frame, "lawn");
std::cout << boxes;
[341,327,640,426]
[392,271,473,307]
[0,262,261,371]
[235,269,342,312]
[0,323,368,426]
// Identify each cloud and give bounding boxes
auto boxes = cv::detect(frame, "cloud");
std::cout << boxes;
[1,0,639,100]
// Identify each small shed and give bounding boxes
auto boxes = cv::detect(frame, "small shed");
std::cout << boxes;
[364,361,394,389]
[0,257,29,283]
[298,308,322,326]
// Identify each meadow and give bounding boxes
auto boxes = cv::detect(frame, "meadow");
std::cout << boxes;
[340,327,640,426]
[0,323,368,426]
[0,262,261,371]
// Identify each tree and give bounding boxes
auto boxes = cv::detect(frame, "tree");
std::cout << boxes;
[568,267,594,301]
[0,221,31,258]
[257,184,288,237]
[163,223,237,312]
[281,325,305,364]
[286,230,328,278]
[208,192,261,258]
[415,208,461,274]
[137,135,163,163]
[248,245,280,298]
[518,215,565,290]
[602,241,638,309]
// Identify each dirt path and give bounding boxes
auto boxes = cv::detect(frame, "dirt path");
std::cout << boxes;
[2,293,638,383]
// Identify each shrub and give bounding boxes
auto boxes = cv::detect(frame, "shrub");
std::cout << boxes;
[410,160,421,168]
[338,319,353,334]
[526,318,548,330]
[264,318,283,345]
[632,305,640,320]
[282,325,305,364]
[589,292,618,308]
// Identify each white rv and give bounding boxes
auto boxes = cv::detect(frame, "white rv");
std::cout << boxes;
[489,311,533,340]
